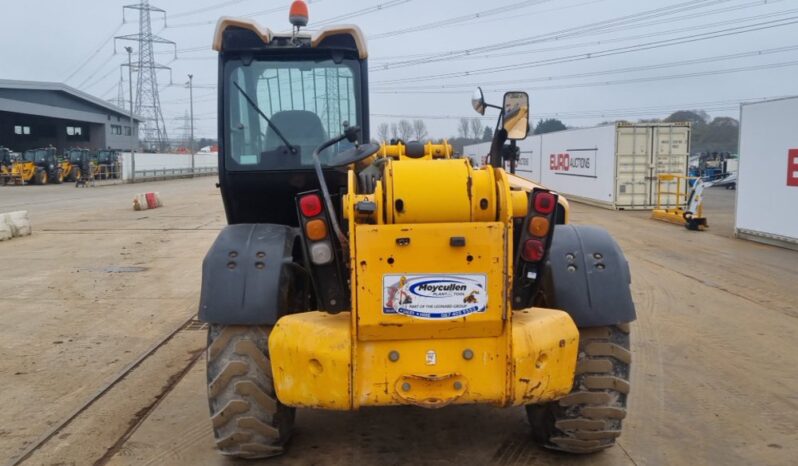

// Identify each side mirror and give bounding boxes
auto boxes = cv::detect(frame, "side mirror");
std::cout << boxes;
[471,87,486,115]
[502,91,529,140]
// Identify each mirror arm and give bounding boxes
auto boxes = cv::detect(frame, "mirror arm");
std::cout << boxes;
[488,128,508,169]
[312,134,351,251]
[508,140,517,174]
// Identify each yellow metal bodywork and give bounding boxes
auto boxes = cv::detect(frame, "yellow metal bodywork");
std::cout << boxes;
[6,161,37,185]
[376,141,453,161]
[384,159,497,224]
[270,147,581,410]
[270,308,578,409]
[59,160,73,180]
[354,222,506,341]
[651,173,707,229]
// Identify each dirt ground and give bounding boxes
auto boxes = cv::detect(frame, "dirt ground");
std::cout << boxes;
[1,181,796,466]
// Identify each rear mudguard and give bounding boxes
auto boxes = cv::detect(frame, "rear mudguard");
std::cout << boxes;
[542,224,636,327]
[198,224,302,325]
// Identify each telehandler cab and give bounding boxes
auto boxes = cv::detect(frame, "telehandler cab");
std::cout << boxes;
[199,2,635,459]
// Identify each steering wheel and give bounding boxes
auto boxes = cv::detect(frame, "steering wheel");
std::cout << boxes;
[329,143,380,168]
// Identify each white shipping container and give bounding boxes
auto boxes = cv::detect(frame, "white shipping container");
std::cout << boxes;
[736,96,798,250]
[464,122,690,210]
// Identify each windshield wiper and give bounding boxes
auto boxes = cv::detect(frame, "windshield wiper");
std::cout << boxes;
[232,80,297,154]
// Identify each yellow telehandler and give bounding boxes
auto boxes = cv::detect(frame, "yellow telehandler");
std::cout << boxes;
[0,146,17,185]
[198,2,635,459]
[61,148,90,182]
[5,147,63,185]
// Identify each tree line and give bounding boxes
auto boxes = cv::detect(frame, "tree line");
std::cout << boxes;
[376,109,739,155]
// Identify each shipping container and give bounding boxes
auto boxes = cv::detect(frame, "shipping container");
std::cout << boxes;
[464,122,691,210]
[736,96,798,250]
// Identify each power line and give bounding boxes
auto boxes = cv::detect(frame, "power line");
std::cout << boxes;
[63,22,125,83]
[374,0,735,70]
[372,44,798,92]
[369,0,609,61]
[170,0,255,20]
[167,2,291,29]
[368,0,554,40]
[314,0,413,27]
[372,15,798,85]
[369,0,790,64]
[79,61,121,92]
[372,60,798,95]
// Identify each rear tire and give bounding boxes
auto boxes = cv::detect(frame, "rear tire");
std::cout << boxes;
[526,324,631,454]
[206,325,294,459]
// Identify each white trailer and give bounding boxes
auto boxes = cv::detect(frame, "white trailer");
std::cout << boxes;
[736,96,798,250]
[464,122,691,210]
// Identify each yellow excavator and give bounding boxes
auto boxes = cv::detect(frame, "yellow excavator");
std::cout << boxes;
[198,2,635,459]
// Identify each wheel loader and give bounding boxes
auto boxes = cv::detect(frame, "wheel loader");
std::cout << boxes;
[199,2,635,459]
[5,147,63,185]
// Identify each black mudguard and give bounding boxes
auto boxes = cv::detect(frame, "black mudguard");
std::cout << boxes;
[542,224,636,327]
[199,224,301,325]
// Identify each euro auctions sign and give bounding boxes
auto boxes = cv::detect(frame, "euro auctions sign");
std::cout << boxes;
[549,148,598,178]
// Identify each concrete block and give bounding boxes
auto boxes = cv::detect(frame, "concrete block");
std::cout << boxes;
[0,221,11,241]
[1,211,31,238]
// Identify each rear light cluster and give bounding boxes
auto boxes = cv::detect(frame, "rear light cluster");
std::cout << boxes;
[295,190,350,313]
[521,191,556,263]
[513,189,559,309]
[298,193,334,265]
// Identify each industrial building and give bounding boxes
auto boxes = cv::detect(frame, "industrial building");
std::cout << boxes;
[0,79,142,153]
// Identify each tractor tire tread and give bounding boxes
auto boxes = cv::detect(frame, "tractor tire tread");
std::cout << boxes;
[206,325,294,459]
[526,324,631,454]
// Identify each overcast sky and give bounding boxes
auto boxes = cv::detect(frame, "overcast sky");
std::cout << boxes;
[1,0,796,139]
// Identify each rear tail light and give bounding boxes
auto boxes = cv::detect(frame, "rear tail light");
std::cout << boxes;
[305,218,328,241]
[522,239,544,262]
[299,193,322,217]
[533,191,556,214]
[514,188,559,309]
[310,242,333,265]
[295,189,349,312]
[528,216,550,237]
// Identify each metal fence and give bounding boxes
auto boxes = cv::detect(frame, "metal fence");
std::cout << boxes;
[130,166,218,183]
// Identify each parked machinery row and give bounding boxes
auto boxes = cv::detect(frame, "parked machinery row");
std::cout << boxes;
[0,146,120,185]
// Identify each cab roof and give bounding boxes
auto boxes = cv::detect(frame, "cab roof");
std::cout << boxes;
[212,17,368,59]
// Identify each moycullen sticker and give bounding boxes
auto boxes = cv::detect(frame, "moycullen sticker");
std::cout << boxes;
[383,274,487,319]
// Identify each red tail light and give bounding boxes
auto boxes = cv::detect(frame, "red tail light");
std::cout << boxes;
[299,193,322,217]
[534,192,556,214]
[522,239,545,262]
